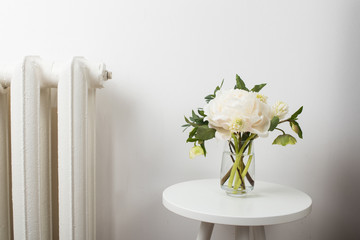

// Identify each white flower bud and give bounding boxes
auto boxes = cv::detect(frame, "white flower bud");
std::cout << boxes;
[256,94,268,103]
[272,101,289,120]
[229,118,244,133]
[189,146,204,159]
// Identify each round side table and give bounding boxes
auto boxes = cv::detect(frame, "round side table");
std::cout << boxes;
[162,179,312,240]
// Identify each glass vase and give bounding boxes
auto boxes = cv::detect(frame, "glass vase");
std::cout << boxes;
[220,139,255,196]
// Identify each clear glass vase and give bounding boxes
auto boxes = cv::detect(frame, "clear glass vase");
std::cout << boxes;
[220,139,255,196]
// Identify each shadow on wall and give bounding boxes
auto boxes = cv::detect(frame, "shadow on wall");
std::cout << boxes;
[96,83,137,240]
[323,2,360,239]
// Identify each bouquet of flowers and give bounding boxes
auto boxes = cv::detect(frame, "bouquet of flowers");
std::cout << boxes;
[182,75,303,195]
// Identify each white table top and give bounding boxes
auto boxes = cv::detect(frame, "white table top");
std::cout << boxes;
[162,179,312,226]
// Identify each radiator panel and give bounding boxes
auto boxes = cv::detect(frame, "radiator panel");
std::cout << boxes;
[11,57,42,240]
[58,58,88,240]
[0,89,11,240]
[0,56,109,240]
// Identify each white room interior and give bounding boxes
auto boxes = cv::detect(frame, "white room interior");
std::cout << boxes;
[1,0,360,239]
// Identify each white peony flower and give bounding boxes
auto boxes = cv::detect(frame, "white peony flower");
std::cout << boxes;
[204,89,272,140]
[272,101,289,120]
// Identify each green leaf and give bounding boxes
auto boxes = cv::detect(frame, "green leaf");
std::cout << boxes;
[290,106,303,120]
[205,94,214,102]
[189,110,207,126]
[184,116,198,127]
[205,79,224,103]
[251,83,267,92]
[195,125,216,140]
[290,121,303,139]
[186,127,200,142]
[268,116,279,131]
[190,110,200,122]
[188,127,197,139]
[213,79,224,94]
[219,79,224,89]
[186,138,199,143]
[272,134,297,146]
[198,109,206,117]
[181,123,191,132]
[235,74,249,91]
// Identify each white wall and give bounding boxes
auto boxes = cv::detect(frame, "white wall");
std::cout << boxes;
[1,0,360,239]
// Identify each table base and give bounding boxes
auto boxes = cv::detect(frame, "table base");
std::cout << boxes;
[196,222,266,240]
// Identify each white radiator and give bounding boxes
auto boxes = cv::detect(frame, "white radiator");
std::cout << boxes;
[0,56,111,240]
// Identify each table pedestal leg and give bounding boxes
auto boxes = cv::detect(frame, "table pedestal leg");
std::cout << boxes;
[252,226,266,240]
[196,222,214,240]
[235,226,250,240]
